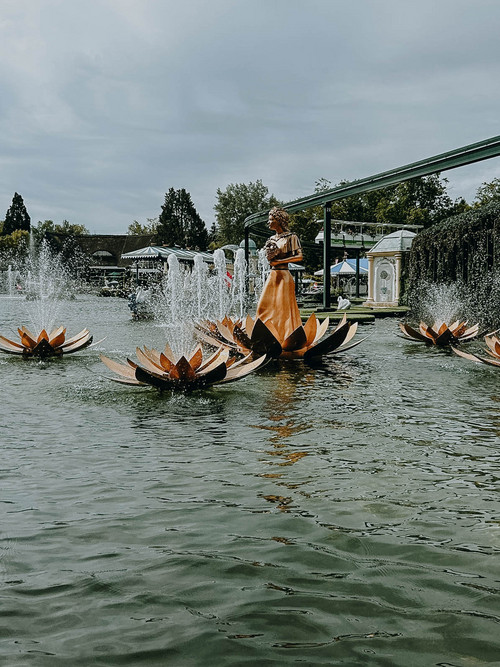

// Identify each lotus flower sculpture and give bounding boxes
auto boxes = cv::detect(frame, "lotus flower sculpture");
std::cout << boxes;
[0,326,94,358]
[452,332,500,367]
[100,343,267,391]
[195,313,364,361]
[398,320,479,346]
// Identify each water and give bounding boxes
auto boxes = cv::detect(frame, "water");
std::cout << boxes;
[1,295,499,666]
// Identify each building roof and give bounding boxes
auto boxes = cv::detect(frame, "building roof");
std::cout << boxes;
[367,229,416,254]
[121,245,217,263]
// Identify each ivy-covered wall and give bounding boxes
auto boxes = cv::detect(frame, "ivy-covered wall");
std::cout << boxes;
[403,201,500,326]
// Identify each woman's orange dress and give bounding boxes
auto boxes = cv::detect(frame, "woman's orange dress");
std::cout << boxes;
[255,232,303,344]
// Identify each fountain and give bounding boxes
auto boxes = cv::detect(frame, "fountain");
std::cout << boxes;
[231,248,247,320]
[102,250,267,390]
[196,312,365,361]
[7,264,13,297]
[400,282,480,346]
[0,238,96,359]
[196,207,366,362]
[398,320,480,346]
[100,343,267,391]
[452,330,500,367]
[0,326,93,358]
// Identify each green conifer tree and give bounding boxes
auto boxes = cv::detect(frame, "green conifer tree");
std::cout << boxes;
[3,192,31,235]
[157,188,208,249]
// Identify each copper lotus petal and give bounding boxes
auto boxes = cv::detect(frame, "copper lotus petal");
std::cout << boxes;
[399,323,429,343]
[37,329,49,343]
[250,319,282,358]
[99,354,145,384]
[100,354,137,379]
[32,338,59,358]
[135,365,180,389]
[460,324,479,340]
[337,321,358,348]
[136,347,165,374]
[434,328,454,346]
[189,345,204,371]
[485,336,500,359]
[244,314,255,337]
[198,345,225,372]
[49,330,66,348]
[313,316,330,345]
[303,313,318,347]
[195,324,231,349]
[171,356,197,381]
[135,359,227,390]
[282,326,307,352]
[0,335,25,354]
[198,347,230,375]
[62,334,93,354]
[452,346,500,367]
[19,328,37,349]
[60,329,90,348]
[160,352,174,372]
[196,360,227,386]
[232,324,253,353]
[303,320,351,361]
[218,354,268,384]
[48,326,66,347]
[216,320,235,344]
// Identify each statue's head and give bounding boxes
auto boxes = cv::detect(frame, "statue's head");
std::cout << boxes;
[268,206,290,232]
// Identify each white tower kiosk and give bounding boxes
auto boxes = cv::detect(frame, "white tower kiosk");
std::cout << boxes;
[364,229,416,308]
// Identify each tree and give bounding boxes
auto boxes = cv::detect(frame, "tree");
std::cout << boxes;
[3,192,30,235]
[127,218,159,235]
[288,179,331,270]
[157,188,208,250]
[34,219,89,239]
[0,229,30,253]
[473,178,500,207]
[214,180,280,246]
[328,174,468,229]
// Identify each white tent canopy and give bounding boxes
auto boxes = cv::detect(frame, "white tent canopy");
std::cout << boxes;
[314,259,368,277]
[121,246,216,263]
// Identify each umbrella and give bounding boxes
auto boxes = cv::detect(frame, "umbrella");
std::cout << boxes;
[121,246,165,260]
[314,259,368,277]
[121,246,217,263]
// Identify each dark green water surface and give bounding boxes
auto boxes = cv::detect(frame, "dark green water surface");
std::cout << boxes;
[1,296,499,666]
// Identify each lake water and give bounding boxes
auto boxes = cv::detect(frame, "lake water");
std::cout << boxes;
[1,295,499,666]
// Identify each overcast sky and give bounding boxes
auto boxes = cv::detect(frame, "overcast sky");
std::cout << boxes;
[1,0,499,234]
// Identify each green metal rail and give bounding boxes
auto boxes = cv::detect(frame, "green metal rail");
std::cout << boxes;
[244,135,500,308]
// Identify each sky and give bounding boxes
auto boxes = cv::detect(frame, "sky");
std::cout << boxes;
[0,0,499,234]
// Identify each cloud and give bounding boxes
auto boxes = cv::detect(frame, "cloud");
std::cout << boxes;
[0,0,499,233]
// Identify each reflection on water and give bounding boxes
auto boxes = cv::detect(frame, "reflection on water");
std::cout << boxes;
[1,295,499,666]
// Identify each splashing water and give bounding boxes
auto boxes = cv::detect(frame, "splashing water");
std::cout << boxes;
[213,248,230,321]
[150,251,248,357]
[256,248,270,300]
[7,265,13,297]
[14,239,78,333]
[422,282,465,325]
[231,249,247,319]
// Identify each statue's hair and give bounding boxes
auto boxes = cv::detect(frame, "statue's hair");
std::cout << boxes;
[269,206,290,231]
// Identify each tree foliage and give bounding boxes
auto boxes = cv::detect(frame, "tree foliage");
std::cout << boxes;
[34,219,89,239]
[214,180,280,246]
[328,174,468,229]
[0,229,30,253]
[405,200,500,327]
[127,218,159,236]
[157,188,208,250]
[288,179,331,270]
[473,178,500,207]
[2,192,31,235]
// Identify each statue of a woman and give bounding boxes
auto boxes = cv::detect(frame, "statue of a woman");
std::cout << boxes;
[255,206,303,344]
